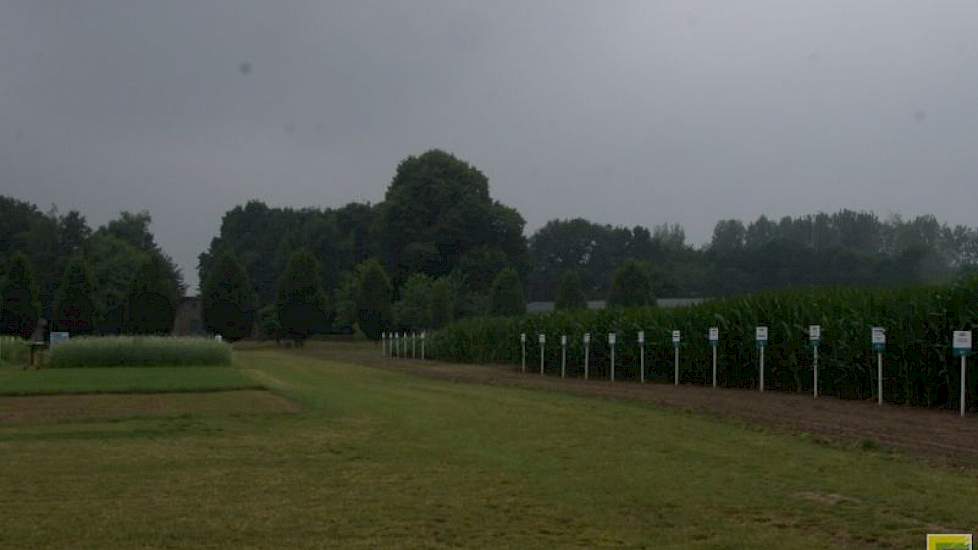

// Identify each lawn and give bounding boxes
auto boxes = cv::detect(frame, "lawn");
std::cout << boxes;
[0,365,260,396]
[0,348,976,548]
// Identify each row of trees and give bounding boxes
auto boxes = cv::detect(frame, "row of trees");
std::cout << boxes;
[0,197,184,338]
[0,251,179,339]
[201,250,530,344]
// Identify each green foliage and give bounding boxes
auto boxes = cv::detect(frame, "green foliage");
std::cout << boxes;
[0,335,29,366]
[257,305,282,340]
[331,273,359,334]
[201,252,257,342]
[276,251,329,344]
[1,253,41,339]
[489,268,525,316]
[52,257,97,335]
[47,336,231,368]
[126,254,179,335]
[430,278,978,410]
[430,277,457,329]
[555,270,587,311]
[355,259,392,340]
[607,260,655,308]
[379,150,528,284]
[395,273,433,330]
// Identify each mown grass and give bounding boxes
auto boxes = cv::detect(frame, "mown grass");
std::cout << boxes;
[0,365,260,396]
[1,349,976,548]
[48,336,232,368]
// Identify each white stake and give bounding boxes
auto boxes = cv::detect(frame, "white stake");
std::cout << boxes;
[609,333,617,382]
[961,355,967,417]
[421,332,426,360]
[539,334,546,375]
[520,333,526,373]
[877,352,883,406]
[638,331,645,384]
[712,346,717,388]
[674,346,679,386]
[759,346,765,392]
[584,333,590,380]
[412,333,416,359]
[561,335,567,378]
[813,345,819,399]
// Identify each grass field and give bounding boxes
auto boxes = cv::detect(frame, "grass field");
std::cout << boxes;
[1,347,976,548]
[0,365,261,396]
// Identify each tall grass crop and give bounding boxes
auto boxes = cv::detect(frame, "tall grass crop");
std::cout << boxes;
[48,336,232,368]
[429,278,978,410]
[0,336,29,366]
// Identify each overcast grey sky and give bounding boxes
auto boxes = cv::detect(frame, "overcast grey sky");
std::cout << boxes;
[2,1,977,291]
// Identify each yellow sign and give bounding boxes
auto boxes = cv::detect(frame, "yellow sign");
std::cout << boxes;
[928,534,973,550]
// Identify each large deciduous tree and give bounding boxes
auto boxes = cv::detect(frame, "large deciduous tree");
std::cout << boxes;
[394,273,433,331]
[52,257,97,335]
[276,251,329,345]
[0,253,41,339]
[355,259,392,340]
[378,150,528,285]
[489,268,525,316]
[201,251,257,342]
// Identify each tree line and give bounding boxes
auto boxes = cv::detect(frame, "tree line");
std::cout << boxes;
[0,197,183,338]
[5,148,978,342]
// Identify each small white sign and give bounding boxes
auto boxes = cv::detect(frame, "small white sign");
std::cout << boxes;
[672,330,681,343]
[872,327,886,345]
[561,335,567,345]
[953,331,973,350]
[382,332,386,339]
[520,333,526,343]
[756,326,768,342]
[215,334,223,342]
[583,333,591,344]
[538,334,546,344]
[421,332,426,340]
[708,327,719,342]
[608,333,616,345]
[809,325,821,342]
[638,330,645,343]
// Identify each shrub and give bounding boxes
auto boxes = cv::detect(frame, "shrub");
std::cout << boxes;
[607,260,655,308]
[430,277,978,410]
[395,273,433,331]
[276,251,329,345]
[48,336,231,368]
[1,253,40,339]
[555,270,587,311]
[202,251,257,342]
[489,268,525,316]
[0,335,29,366]
[52,257,97,335]
[356,259,393,340]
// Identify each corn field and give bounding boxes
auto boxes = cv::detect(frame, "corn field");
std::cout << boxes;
[428,277,978,410]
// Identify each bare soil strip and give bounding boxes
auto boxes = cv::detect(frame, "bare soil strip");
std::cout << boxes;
[0,390,299,424]
[296,343,978,466]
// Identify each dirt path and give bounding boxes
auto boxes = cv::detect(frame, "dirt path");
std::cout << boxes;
[289,342,978,467]
[0,390,298,424]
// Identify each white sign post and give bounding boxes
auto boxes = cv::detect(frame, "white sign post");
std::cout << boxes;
[809,325,821,398]
[381,332,387,357]
[872,327,886,405]
[539,334,546,375]
[672,330,681,386]
[756,326,768,392]
[520,333,527,373]
[609,333,617,382]
[393,332,398,358]
[420,332,426,361]
[561,335,568,379]
[709,327,719,388]
[412,332,417,359]
[954,331,973,417]
[583,333,591,380]
[638,331,646,383]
